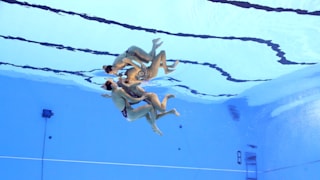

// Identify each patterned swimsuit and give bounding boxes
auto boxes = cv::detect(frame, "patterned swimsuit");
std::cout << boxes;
[121,107,128,118]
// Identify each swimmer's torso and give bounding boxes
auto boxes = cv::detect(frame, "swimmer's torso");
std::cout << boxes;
[111,89,126,110]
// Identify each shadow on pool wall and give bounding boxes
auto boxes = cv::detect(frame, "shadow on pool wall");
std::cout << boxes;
[1,63,320,180]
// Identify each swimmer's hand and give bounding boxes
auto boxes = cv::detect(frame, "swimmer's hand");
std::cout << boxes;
[140,95,146,100]
[136,63,148,80]
[101,94,112,98]
[140,94,149,100]
[141,63,147,71]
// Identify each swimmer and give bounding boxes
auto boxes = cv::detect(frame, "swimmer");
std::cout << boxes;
[101,79,163,135]
[103,38,163,75]
[118,77,180,118]
[124,50,179,82]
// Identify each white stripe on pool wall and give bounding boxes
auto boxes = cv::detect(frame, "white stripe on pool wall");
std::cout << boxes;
[0,155,253,173]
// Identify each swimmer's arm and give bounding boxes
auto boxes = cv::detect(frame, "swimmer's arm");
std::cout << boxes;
[101,94,112,98]
[118,77,139,88]
[136,86,146,94]
[121,80,141,89]
[118,77,144,93]
[119,89,145,103]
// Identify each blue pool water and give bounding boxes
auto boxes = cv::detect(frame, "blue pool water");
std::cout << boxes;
[1,1,320,179]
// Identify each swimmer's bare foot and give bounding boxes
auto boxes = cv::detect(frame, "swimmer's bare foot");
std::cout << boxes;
[165,69,175,74]
[153,38,161,44]
[165,108,180,117]
[152,38,163,49]
[152,125,163,136]
[154,42,163,49]
[165,94,175,99]
[172,60,179,68]
[172,108,180,116]
[166,60,179,69]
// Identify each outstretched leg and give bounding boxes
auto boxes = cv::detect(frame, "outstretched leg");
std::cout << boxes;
[146,51,167,79]
[156,108,180,120]
[126,46,152,63]
[126,39,162,64]
[167,60,179,69]
[147,50,179,79]
[127,104,153,121]
[146,108,180,121]
[145,109,163,136]
[146,93,175,112]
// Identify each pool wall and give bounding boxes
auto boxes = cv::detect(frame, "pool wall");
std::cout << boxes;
[1,63,320,179]
[0,72,248,180]
[240,64,320,180]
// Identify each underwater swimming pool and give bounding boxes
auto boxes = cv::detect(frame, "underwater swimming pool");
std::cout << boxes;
[1,0,320,179]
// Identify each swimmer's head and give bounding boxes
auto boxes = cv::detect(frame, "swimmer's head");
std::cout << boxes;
[105,80,112,90]
[103,65,113,74]
[101,80,113,91]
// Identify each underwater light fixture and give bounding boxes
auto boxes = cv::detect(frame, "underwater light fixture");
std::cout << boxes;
[42,109,54,118]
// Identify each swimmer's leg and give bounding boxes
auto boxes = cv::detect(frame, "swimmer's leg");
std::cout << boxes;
[127,104,153,121]
[167,60,179,69]
[146,50,172,79]
[127,46,152,63]
[156,108,180,120]
[145,110,163,136]
[150,38,163,57]
[126,40,162,64]
[154,51,177,75]
[147,93,175,112]
[146,108,180,121]
[151,123,163,136]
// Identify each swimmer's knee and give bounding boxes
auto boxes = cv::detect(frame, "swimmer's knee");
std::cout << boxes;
[145,105,155,112]
[146,93,156,98]
[158,108,165,112]
[127,46,139,51]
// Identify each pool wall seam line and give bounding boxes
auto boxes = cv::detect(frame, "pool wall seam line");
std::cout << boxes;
[0,155,250,173]
[261,159,320,173]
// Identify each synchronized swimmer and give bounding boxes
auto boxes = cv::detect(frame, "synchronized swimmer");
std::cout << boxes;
[101,38,179,135]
